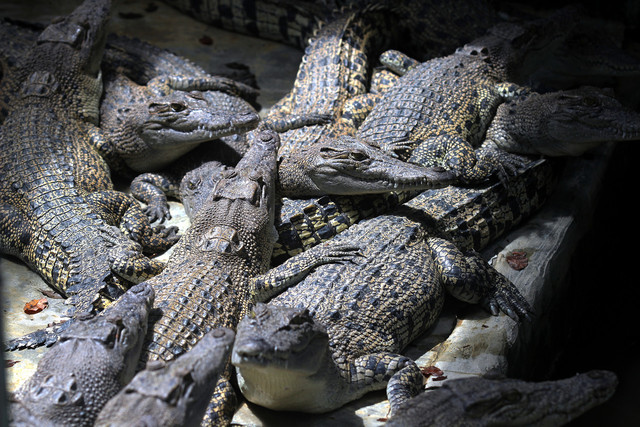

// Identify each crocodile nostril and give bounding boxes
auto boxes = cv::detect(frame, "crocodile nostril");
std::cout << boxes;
[237,340,267,357]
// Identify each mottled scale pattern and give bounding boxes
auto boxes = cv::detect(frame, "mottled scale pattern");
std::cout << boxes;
[273,191,416,262]
[272,213,444,363]
[143,259,251,364]
[359,54,501,164]
[271,10,393,157]
[0,1,179,350]
[403,159,557,252]
[238,160,553,412]
[162,0,322,48]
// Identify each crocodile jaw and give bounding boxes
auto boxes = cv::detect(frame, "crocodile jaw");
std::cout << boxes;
[234,349,349,413]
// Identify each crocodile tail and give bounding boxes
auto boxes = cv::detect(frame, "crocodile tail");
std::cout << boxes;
[3,318,73,351]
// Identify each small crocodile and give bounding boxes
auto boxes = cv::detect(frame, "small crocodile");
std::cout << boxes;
[386,370,618,426]
[0,18,261,181]
[1,0,179,351]
[161,0,498,58]
[125,128,360,425]
[231,160,554,415]
[484,86,640,157]
[95,328,235,427]
[171,135,457,221]
[9,282,154,427]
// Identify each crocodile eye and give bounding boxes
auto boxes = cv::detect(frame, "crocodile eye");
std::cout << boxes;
[188,91,206,101]
[103,326,118,349]
[319,146,342,157]
[349,151,368,161]
[187,176,201,190]
[582,97,598,107]
[503,389,522,403]
[149,103,168,113]
[171,103,187,112]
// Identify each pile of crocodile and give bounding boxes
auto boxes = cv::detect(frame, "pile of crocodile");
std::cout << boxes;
[1,0,638,425]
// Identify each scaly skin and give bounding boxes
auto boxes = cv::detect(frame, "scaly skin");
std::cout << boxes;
[96,73,259,174]
[232,160,555,415]
[127,128,359,425]
[387,370,618,426]
[485,86,640,157]
[267,8,640,261]
[277,136,457,197]
[95,328,235,427]
[161,0,498,57]
[350,12,580,183]
[10,283,155,427]
[0,18,261,182]
[0,0,180,353]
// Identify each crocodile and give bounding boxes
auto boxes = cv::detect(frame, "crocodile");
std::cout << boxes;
[127,7,405,223]
[160,134,457,222]
[161,0,498,58]
[262,8,640,260]
[386,370,618,426]
[231,159,555,414]
[121,128,360,425]
[95,328,235,427]
[484,86,640,157]
[182,81,640,263]
[0,0,181,351]
[9,282,155,427]
[331,11,578,183]
[0,17,261,182]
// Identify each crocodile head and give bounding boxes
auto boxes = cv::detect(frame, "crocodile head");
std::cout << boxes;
[490,86,640,156]
[277,135,457,197]
[180,160,234,219]
[175,128,279,270]
[388,370,617,426]
[232,303,334,412]
[95,328,235,426]
[13,282,154,425]
[23,0,111,124]
[103,74,260,172]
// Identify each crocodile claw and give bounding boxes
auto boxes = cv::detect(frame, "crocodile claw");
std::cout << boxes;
[144,203,172,224]
[482,271,533,322]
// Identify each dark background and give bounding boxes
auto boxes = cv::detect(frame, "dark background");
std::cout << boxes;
[500,0,640,424]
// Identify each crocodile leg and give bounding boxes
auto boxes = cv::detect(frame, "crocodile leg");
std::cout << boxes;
[348,353,425,415]
[252,242,363,301]
[85,190,179,254]
[128,172,181,223]
[427,236,531,320]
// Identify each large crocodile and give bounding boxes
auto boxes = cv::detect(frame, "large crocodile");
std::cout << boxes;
[95,328,235,427]
[231,159,554,415]
[386,370,618,426]
[0,0,180,351]
[9,282,155,427]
